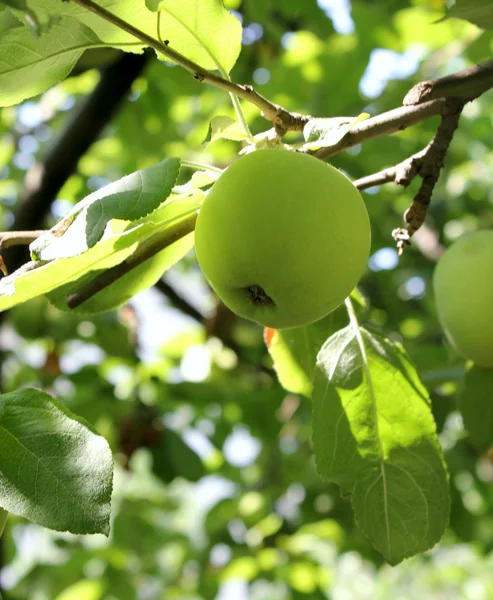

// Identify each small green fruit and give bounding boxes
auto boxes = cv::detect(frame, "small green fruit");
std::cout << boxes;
[195,149,370,328]
[433,230,493,368]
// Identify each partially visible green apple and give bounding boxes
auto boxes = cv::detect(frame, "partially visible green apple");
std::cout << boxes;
[195,149,370,329]
[433,230,493,368]
[0,507,7,537]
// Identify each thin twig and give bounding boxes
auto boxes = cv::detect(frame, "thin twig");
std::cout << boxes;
[313,99,446,160]
[69,0,310,136]
[66,214,197,309]
[404,58,493,105]
[392,98,465,254]
[0,257,7,277]
[154,279,204,322]
[0,231,44,249]
[353,148,427,191]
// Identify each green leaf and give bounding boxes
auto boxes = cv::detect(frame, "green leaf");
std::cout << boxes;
[0,192,202,312]
[85,158,181,246]
[32,158,181,259]
[151,429,205,483]
[146,0,242,74]
[264,290,365,397]
[47,228,194,314]
[0,17,102,107]
[0,231,140,311]
[0,388,113,534]
[312,325,450,564]
[0,0,27,7]
[0,0,41,34]
[202,116,252,148]
[22,0,241,73]
[0,506,7,537]
[302,113,369,151]
[459,365,493,452]
[15,0,157,51]
[449,0,493,31]
[172,168,221,194]
[264,306,348,397]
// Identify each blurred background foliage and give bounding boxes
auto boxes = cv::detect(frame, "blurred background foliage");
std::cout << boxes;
[1,0,493,598]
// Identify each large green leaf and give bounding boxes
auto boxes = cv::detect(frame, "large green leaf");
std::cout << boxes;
[47,229,194,314]
[312,325,450,564]
[84,157,180,247]
[264,291,365,397]
[459,365,493,452]
[23,0,242,73]
[31,158,181,258]
[264,306,348,397]
[2,0,242,106]
[22,0,155,50]
[0,17,102,107]
[0,227,142,311]
[0,388,112,534]
[448,0,493,30]
[0,192,202,312]
[145,0,242,74]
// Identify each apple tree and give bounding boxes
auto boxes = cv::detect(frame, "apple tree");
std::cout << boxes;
[0,0,493,597]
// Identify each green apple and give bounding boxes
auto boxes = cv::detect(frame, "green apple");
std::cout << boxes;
[433,230,493,368]
[0,507,7,537]
[194,149,371,329]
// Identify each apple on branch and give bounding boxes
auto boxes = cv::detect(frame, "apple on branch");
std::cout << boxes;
[195,149,371,329]
[433,230,493,368]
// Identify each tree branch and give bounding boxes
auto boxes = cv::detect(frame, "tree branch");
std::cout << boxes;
[0,230,44,249]
[313,99,445,160]
[69,0,310,136]
[353,147,427,191]
[392,98,465,254]
[353,157,446,262]
[154,278,204,323]
[347,59,493,255]
[404,58,493,105]
[311,59,493,161]
[66,1,493,144]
